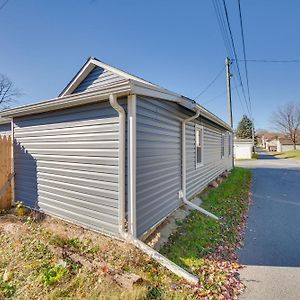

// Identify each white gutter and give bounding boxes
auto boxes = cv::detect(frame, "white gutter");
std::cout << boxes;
[1,82,132,118]
[109,94,126,233]
[109,93,199,285]
[181,108,219,221]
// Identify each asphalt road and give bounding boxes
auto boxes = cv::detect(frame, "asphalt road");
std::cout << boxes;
[236,151,300,300]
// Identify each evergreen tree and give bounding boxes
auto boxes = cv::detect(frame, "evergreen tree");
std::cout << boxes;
[235,115,254,139]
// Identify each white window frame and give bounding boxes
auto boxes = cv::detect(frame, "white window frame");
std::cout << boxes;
[195,124,204,168]
[221,133,225,159]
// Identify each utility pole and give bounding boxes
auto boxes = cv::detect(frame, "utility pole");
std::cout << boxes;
[251,119,255,153]
[225,57,233,128]
[226,57,234,167]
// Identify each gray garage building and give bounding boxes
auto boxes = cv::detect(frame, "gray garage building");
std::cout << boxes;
[0,57,233,238]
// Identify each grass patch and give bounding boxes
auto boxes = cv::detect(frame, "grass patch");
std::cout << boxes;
[41,265,67,286]
[161,167,251,297]
[0,278,16,298]
[235,153,258,161]
[272,150,300,160]
[0,168,251,299]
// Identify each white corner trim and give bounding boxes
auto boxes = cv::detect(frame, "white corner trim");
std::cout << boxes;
[127,94,137,238]
[109,94,126,234]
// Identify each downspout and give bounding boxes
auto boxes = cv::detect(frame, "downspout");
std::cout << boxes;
[109,94,126,233]
[181,107,219,221]
[109,93,199,285]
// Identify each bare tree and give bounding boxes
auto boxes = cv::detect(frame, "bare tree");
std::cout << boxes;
[272,102,300,150]
[0,73,20,110]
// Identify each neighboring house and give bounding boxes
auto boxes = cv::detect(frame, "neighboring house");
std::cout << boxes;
[0,57,233,239]
[277,137,300,152]
[260,133,283,151]
[266,138,278,151]
[234,139,253,159]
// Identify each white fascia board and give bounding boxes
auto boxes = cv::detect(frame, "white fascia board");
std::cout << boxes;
[130,80,182,103]
[0,117,11,124]
[60,58,158,98]
[91,59,158,87]
[0,81,132,118]
[130,80,232,132]
[59,58,96,97]
[195,105,233,132]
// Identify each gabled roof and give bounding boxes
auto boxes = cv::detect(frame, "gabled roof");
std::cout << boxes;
[0,57,233,132]
[59,57,159,97]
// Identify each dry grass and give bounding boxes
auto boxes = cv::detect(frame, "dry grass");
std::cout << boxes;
[272,150,300,160]
[0,211,195,299]
[0,168,251,299]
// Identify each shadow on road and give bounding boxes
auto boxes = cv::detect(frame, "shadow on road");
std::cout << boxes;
[238,167,300,268]
[257,152,279,160]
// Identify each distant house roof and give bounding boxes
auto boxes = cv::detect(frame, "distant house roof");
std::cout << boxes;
[278,137,300,145]
[262,133,285,141]
[234,139,253,143]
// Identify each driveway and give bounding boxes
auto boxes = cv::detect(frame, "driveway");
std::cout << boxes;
[236,151,300,300]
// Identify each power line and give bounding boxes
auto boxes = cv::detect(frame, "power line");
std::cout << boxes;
[237,0,252,118]
[221,0,251,117]
[233,59,300,63]
[212,0,232,57]
[0,0,8,10]
[232,76,247,115]
[194,65,225,100]
[202,83,241,105]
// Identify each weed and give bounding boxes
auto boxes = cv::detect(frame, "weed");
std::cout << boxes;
[41,265,67,286]
[0,278,16,298]
[175,219,183,226]
[147,287,163,299]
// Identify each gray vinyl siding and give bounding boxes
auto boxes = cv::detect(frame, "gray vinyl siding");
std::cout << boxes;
[186,126,232,198]
[0,123,11,136]
[136,96,232,236]
[14,101,122,236]
[73,66,126,94]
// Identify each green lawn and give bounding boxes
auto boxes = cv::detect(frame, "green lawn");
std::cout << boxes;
[273,150,300,160]
[0,168,252,299]
[235,153,259,161]
[161,167,252,298]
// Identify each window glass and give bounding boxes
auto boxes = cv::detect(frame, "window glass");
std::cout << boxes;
[196,127,203,165]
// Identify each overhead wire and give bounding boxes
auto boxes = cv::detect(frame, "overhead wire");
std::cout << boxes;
[202,83,241,105]
[212,0,234,57]
[193,65,225,100]
[237,0,252,119]
[234,59,300,63]
[221,0,251,117]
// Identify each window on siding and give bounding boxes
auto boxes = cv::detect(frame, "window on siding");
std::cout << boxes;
[228,133,231,156]
[196,125,203,167]
[221,134,225,158]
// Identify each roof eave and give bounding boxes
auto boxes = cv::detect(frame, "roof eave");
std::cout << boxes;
[0,117,11,124]
[130,80,233,132]
[0,81,132,118]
